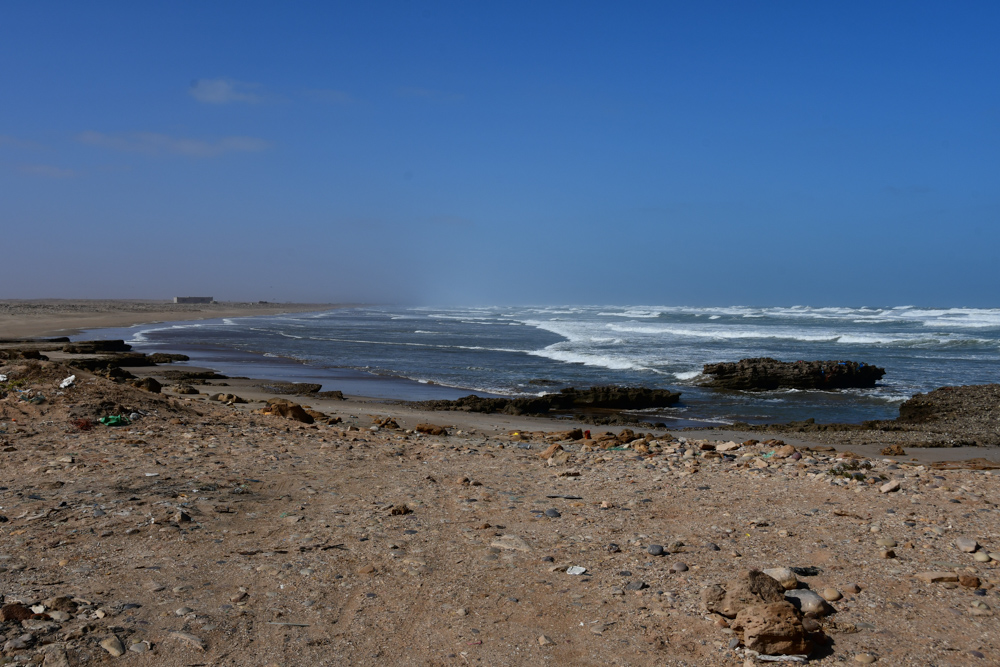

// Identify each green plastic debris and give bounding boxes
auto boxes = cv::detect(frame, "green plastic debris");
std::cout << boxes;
[762,450,775,458]
[99,415,131,426]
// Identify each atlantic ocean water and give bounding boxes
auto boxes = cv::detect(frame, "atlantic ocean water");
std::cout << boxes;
[83,306,1000,427]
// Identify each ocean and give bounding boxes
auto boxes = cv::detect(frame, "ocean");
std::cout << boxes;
[83,305,1000,427]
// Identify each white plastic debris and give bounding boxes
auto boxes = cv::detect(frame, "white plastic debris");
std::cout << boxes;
[59,375,76,389]
[0,374,7,382]
[566,566,587,575]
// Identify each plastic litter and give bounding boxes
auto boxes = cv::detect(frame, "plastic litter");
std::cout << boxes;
[59,375,76,389]
[566,566,587,575]
[0,374,7,382]
[99,415,131,426]
[28,394,46,405]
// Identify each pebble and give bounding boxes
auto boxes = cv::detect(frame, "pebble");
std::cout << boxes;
[175,607,194,616]
[844,583,862,594]
[785,589,830,615]
[854,654,877,664]
[762,567,798,590]
[647,544,664,556]
[100,636,125,657]
[538,635,555,646]
[875,538,897,548]
[671,562,689,573]
[821,588,842,601]
[544,509,560,518]
[956,537,978,553]
[974,552,991,562]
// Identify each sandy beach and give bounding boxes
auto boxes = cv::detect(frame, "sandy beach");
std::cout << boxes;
[0,300,336,339]
[1,305,999,666]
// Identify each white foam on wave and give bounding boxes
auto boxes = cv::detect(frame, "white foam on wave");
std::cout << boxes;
[674,370,703,380]
[528,346,663,372]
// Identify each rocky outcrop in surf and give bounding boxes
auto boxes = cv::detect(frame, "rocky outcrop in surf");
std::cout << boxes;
[701,357,885,391]
[414,386,681,416]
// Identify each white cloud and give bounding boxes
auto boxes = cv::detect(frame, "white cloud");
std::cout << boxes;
[18,163,76,178]
[77,131,270,157]
[189,78,262,104]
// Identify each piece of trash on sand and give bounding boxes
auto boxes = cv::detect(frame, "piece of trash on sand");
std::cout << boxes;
[0,374,7,382]
[566,566,587,575]
[99,415,131,426]
[59,375,76,389]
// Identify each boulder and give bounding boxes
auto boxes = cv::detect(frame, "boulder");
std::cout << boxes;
[701,358,885,391]
[130,377,162,393]
[267,402,314,424]
[703,569,786,618]
[733,601,814,655]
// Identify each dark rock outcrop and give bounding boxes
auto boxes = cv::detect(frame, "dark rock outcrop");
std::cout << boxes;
[69,353,156,371]
[147,353,190,364]
[63,340,132,353]
[256,382,323,395]
[415,386,681,416]
[701,358,885,391]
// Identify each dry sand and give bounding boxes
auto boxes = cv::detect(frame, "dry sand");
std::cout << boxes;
[0,300,336,339]
[1,304,998,665]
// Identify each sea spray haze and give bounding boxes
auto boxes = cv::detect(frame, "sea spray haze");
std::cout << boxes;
[89,305,1000,426]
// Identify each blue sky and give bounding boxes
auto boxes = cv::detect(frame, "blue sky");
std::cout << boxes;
[2,2,998,305]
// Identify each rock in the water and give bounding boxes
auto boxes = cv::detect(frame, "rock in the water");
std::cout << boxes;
[414,386,681,415]
[701,358,885,391]
[733,600,814,655]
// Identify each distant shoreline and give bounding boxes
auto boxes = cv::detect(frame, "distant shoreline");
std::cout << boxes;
[0,299,343,338]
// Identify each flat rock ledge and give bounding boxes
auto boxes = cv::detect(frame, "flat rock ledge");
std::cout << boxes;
[701,357,886,391]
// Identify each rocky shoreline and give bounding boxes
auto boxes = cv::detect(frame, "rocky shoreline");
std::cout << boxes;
[1,350,999,665]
